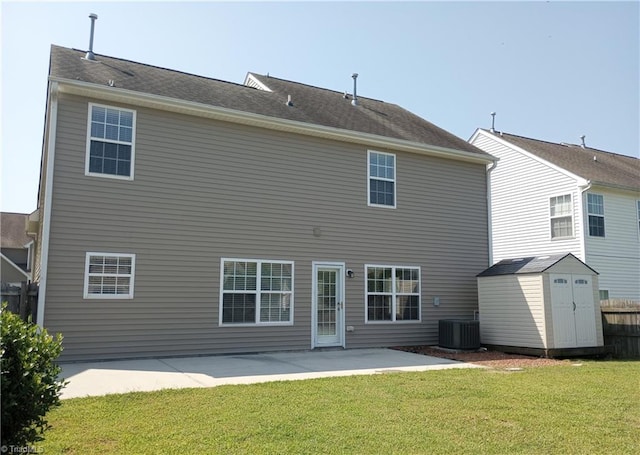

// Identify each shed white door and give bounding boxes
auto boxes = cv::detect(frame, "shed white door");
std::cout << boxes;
[550,274,597,348]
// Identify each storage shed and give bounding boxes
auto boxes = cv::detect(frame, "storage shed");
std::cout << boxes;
[477,253,605,357]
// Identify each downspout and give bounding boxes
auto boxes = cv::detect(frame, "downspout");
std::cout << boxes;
[486,159,498,266]
[36,81,58,328]
[577,182,592,263]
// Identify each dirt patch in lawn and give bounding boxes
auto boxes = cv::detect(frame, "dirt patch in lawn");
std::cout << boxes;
[394,346,569,369]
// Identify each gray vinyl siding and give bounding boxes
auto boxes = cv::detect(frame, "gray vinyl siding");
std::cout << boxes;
[44,94,489,361]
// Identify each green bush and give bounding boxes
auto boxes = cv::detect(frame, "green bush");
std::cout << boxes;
[1,303,66,447]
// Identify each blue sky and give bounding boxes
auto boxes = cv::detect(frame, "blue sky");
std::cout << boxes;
[1,1,638,213]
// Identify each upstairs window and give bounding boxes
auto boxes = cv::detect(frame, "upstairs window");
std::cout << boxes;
[368,151,396,208]
[587,193,605,237]
[86,104,135,179]
[549,194,573,239]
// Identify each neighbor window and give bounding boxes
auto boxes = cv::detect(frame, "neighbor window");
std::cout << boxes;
[599,290,609,301]
[221,259,293,325]
[549,194,573,238]
[84,253,135,299]
[587,193,605,237]
[366,265,420,322]
[368,151,396,207]
[86,104,135,179]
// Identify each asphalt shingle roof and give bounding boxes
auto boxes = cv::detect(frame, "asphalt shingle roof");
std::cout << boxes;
[476,253,597,277]
[49,45,489,157]
[494,131,640,191]
[0,213,32,248]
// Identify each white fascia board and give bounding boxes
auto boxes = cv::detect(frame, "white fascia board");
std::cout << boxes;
[1,253,31,280]
[51,77,495,165]
[471,129,589,186]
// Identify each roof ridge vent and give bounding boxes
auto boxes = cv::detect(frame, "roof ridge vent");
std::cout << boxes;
[85,13,98,61]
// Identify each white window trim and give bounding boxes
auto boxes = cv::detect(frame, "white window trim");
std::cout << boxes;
[219,258,294,327]
[586,193,605,238]
[367,150,397,209]
[83,252,136,299]
[549,193,574,240]
[365,264,421,323]
[85,103,136,180]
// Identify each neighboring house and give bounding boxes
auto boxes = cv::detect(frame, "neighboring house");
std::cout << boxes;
[469,129,640,301]
[1,212,35,285]
[35,45,495,361]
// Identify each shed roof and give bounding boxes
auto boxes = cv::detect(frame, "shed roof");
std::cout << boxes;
[477,253,598,277]
[49,45,490,157]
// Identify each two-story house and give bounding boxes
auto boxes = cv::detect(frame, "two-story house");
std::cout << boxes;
[34,45,496,361]
[470,129,640,301]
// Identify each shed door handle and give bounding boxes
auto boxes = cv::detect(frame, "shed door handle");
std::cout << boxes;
[573,302,576,311]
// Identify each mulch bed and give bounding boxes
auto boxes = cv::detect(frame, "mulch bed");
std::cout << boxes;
[394,346,569,369]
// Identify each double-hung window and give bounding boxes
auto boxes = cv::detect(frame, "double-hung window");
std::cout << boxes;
[221,259,294,325]
[549,194,573,238]
[84,252,135,299]
[587,193,605,237]
[366,265,420,322]
[368,151,396,207]
[86,104,136,179]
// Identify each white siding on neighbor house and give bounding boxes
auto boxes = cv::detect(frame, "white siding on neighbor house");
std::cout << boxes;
[471,133,584,264]
[477,275,547,349]
[42,94,490,361]
[583,188,640,300]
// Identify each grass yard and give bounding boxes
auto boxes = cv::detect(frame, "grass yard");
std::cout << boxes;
[42,361,638,454]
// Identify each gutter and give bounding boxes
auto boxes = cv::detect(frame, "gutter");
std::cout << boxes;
[486,160,498,266]
[36,81,58,328]
[50,76,495,166]
[577,182,592,263]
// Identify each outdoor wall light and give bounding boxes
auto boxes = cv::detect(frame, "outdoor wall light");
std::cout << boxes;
[346,269,354,278]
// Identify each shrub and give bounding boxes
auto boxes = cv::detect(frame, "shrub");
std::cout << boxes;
[1,303,66,447]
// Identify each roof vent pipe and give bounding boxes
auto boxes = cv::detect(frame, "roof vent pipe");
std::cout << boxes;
[580,135,586,148]
[85,13,98,61]
[351,73,358,106]
[490,112,496,133]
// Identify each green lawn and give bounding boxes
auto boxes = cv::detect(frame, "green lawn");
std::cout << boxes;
[42,361,638,454]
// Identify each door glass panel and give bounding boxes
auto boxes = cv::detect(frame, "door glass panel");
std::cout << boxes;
[317,270,337,336]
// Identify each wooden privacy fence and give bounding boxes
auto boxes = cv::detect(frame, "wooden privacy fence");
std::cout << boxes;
[1,282,39,322]
[601,299,640,359]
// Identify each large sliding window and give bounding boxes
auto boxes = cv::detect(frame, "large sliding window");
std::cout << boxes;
[86,103,136,179]
[366,265,420,322]
[220,259,293,325]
